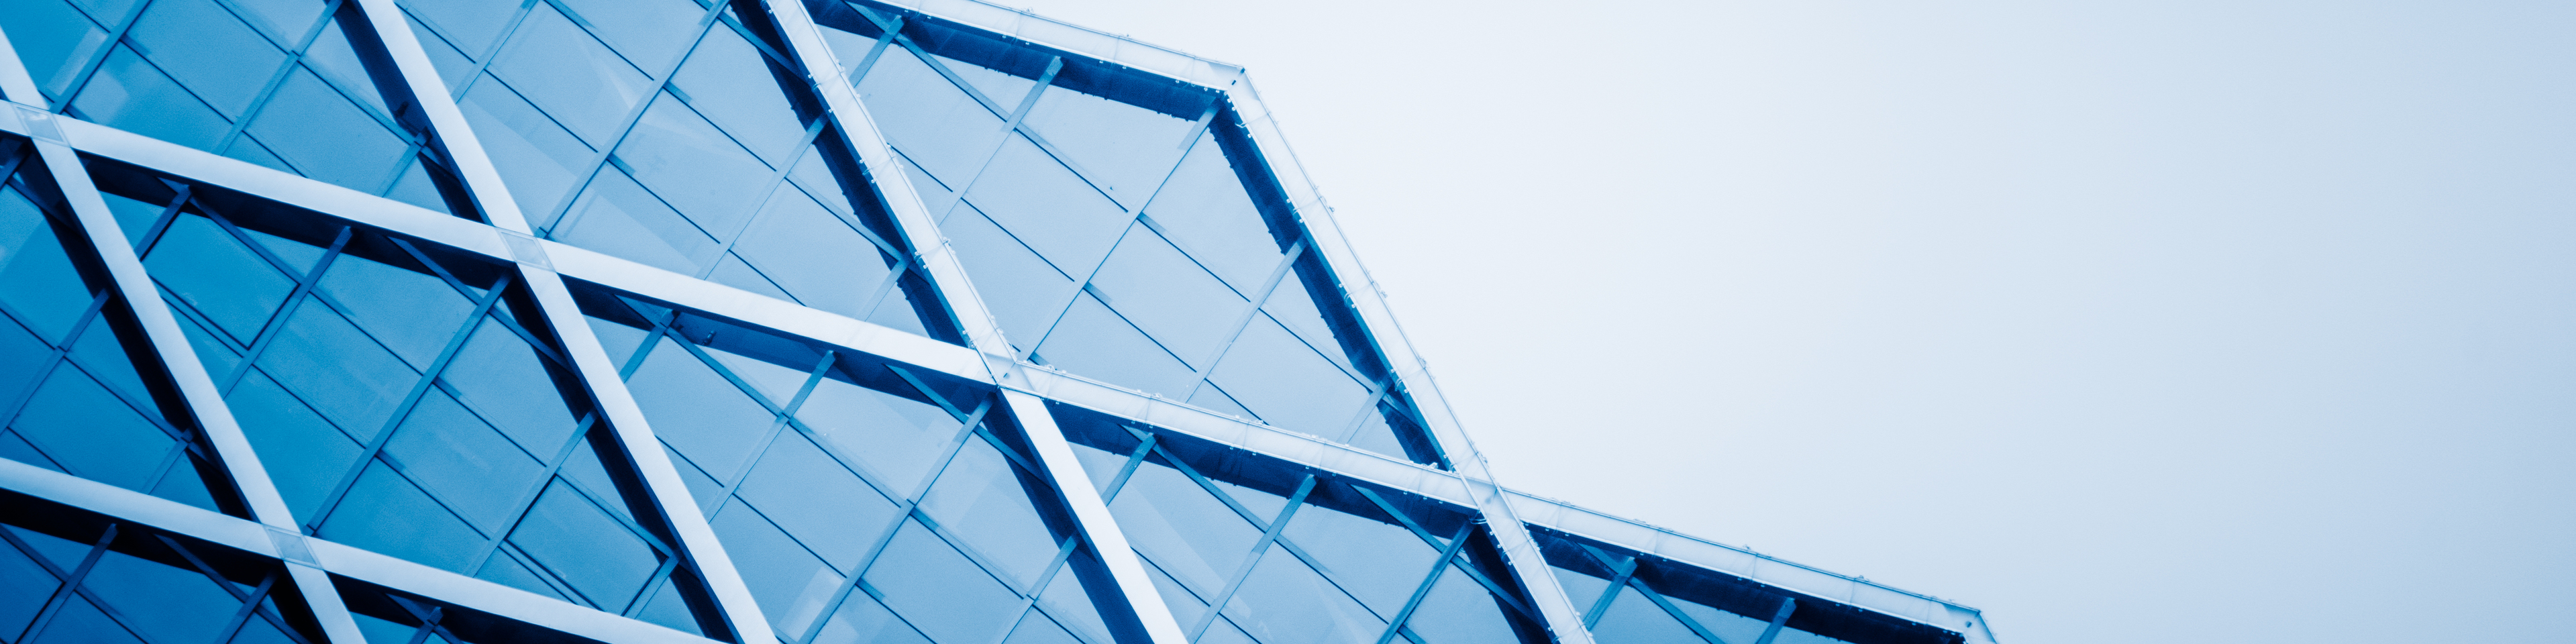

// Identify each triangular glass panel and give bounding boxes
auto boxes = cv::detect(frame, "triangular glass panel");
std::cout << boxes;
[0,496,335,644]
[97,167,730,635]
[0,140,242,516]
[572,285,1127,644]
[1,0,478,216]
[807,3,1448,466]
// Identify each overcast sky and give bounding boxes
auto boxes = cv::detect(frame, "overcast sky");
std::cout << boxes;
[995,1,2575,641]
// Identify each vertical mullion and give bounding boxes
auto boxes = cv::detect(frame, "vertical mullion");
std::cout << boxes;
[0,19,375,639]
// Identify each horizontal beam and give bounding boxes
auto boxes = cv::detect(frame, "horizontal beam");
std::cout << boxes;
[0,459,717,644]
[0,97,1986,643]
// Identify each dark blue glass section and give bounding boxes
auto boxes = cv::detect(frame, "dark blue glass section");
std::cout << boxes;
[0,502,331,644]
[100,169,729,631]
[0,146,233,513]
[7,0,472,213]
[1534,529,1960,644]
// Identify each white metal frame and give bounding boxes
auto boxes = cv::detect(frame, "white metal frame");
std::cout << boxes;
[0,2,1995,643]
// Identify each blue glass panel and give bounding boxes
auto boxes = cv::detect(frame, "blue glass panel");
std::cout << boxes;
[7,367,172,490]
[615,95,775,238]
[586,315,650,368]
[238,227,323,280]
[381,390,546,532]
[793,372,960,499]
[940,207,1071,350]
[118,0,285,118]
[98,192,167,248]
[79,547,247,644]
[0,321,50,407]
[863,521,1023,644]
[225,138,299,176]
[1079,230,1247,369]
[398,0,518,58]
[734,431,900,571]
[227,371,364,520]
[485,3,653,146]
[554,0,703,73]
[623,338,775,480]
[1035,294,1196,397]
[710,502,841,634]
[227,0,327,46]
[1204,318,1369,440]
[69,319,150,407]
[668,28,807,166]
[1143,557,1207,628]
[1107,460,1261,598]
[1403,567,1519,644]
[0,191,93,343]
[1551,567,1612,614]
[316,254,477,370]
[384,159,456,215]
[709,253,796,305]
[256,305,421,440]
[1020,89,1196,208]
[1278,504,1439,615]
[635,578,705,636]
[29,596,146,644]
[442,319,581,453]
[702,345,806,407]
[1258,276,1355,371]
[1221,552,1386,644]
[508,481,663,610]
[728,181,898,321]
[1141,132,1282,292]
[71,47,234,147]
[1037,566,1114,644]
[1592,587,1704,644]
[1000,612,1080,644]
[1184,384,1257,423]
[303,20,390,115]
[240,69,411,192]
[810,594,932,644]
[554,167,721,274]
[320,462,485,570]
[1666,598,1773,644]
[930,53,1034,116]
[0,533,58,638]
[853,47,1005,187]
[966,136,1131,274]
[458,80,597,227]
[0,0,111,103]
[142,214,295,345]
[403,14,477,89]
[916,437,1058,588]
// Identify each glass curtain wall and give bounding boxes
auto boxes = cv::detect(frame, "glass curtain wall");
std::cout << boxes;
[0,2,1990,644]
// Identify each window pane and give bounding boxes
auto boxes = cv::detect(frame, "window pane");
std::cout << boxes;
[916,438,1059,589]
[1591,587,1705,644]
[9,367,175,492]
[964,136,1131,276]
[862,521,1023,644]
[1402,567,1521,644]
[142,214,296,345]
[734,432,900,572]
[484,3,652,146]
[507,481,664,611]
[1219,552,1385,644]
[1019,88,1196,209]
[623,338,776,480]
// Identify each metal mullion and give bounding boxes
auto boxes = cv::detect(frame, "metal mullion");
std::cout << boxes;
[211,0,364,156]
[46,0,156,111]
[1097,431,1159,502]
[1351,486,1537,621]
[426,0,547,100]
[980,536,1084,644]
[0,295,102,428]
[786,414,994,644]
[1331,381,1397,444]
[838,15,901,83]
[525,9,727,231]
[1624,575,1735,644]
[1580,557,1637,628]
[457,412,597,574]
[121,182,191,252]
[844,5,1007,118]
[161,531,311,644]
[665,327,795,415]
[9,524,120,644]
[1129,437,1332,577]
[1178,241,1307,398]
[297,275,514,533]
[670,110,832,276]
[206,226,354,394]
[0,77,372,639]
[1370,523,1478,644]
[1184,474,1315,640]
[210,572,285,644]
[1751,597,1796,644]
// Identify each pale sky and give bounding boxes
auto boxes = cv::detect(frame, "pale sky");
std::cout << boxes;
[996,1,2576,642]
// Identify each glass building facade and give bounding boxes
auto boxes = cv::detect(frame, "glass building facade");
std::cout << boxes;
[0,1,1998,643]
